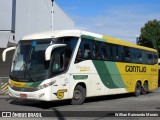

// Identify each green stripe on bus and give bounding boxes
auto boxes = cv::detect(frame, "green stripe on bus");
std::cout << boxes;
[105,62,126,88]
[92,61,117,88]
[27,81,43,87]
[25,82,34,87]
[92,61,126,89]
[81,35,106,42]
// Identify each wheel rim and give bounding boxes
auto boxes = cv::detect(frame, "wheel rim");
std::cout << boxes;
[73,90,82,100]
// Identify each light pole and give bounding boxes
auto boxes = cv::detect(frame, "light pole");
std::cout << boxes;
[51,0,54,31]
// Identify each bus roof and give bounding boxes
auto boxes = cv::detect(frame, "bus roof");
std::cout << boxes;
[21,30,82,40]
[21,30,157,52]
[102,36,157,52]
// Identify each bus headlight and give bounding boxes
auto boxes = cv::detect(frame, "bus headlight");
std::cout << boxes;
[37,81,56,90]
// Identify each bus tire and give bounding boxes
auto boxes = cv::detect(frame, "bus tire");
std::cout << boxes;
[71,85,86,105]
[134,82,141,97]
[141,82,148,95]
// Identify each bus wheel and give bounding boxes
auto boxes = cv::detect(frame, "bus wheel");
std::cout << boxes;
[71,85,86,105]
[134,82,141,96]
[141,82,148,95]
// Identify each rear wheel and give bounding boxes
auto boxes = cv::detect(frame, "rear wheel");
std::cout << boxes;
[141,82,148,95]
[71,85,86,105]
[134,82,141,96]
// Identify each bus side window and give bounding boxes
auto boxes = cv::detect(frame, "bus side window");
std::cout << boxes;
[52,52,63,72]
[148,53,154,65]
[101,43,107,60]
[65,48,72,68]
[137,50,142,64]
[153,53,158,64]
[107,44,113,61]
[121,47,125,62]
[144,52,150,64]
[131,48,137,63]
[75,39,92,63]
[135,49,139,63]
[118,46,122,62]
[84,42,91,60]
[106,45,109,60]
[113,45,120,62]
[75,42,84,63]
[93,42,101,60]
[142,51,147,64]
[113,46,117,61]
[124,47,131,62]
[77,48,82,58]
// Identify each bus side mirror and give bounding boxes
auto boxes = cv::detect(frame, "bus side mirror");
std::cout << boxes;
[2,47,16,62]
[45,44,66,61]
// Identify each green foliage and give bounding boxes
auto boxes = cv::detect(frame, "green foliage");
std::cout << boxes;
[138,19,160,51]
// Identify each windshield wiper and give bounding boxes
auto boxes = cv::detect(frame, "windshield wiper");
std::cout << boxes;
[24,64,36,82]
[23,47,36,82]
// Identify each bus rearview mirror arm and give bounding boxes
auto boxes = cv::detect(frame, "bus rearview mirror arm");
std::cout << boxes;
[2,47,16,62]
[45,44,66,61]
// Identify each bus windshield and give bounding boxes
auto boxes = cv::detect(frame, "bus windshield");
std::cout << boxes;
[10,37,78,82]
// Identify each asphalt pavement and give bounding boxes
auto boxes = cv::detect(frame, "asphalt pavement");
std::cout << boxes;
[0,88,160,120]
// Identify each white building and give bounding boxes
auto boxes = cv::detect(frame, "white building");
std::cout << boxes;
[0,0,75,77]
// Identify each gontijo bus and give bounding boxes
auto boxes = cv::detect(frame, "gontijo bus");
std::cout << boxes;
[2,30,158,105]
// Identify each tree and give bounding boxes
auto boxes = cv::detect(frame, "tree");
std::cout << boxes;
[137,19,160,52]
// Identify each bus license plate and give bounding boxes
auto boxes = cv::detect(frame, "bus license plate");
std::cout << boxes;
[20,94,27,98]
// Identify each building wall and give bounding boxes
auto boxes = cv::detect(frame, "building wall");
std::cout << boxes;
[15,0,74,42]
[0,0,75,77]
[0,0,16,48]
[0,0,75,47]
[0,0,14,31]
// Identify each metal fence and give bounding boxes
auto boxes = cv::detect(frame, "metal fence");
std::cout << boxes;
[0,77,9,95]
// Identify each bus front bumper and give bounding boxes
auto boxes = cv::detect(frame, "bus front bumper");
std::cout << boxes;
[8,86,53,101]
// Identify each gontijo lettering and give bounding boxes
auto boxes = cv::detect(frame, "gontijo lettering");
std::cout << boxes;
[125,65,146,73]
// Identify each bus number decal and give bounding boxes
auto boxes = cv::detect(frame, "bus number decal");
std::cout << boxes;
[57,89,67,99]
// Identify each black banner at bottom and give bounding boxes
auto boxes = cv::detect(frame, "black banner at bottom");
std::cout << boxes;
[0,111,159,118]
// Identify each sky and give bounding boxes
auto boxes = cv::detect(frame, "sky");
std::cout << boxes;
[56,0,160,43]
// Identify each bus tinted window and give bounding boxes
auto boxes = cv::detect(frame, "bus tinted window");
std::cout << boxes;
[137,50,143,64]
[101,43,107,60]
[75,37,158,65]
[124,47,131,62]
[112,45,122,62]
[107,45,113,61]
[84,42,91,59]
[94,42,101,59]
[154,54,158,64]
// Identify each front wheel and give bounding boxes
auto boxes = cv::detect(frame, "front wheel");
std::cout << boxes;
[134,82,141,97]
[71,85,86,105]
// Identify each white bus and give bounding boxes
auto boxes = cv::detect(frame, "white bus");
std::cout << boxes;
[2,30,158,105]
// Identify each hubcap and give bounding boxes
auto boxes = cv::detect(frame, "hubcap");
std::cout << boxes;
[73,90,82,100]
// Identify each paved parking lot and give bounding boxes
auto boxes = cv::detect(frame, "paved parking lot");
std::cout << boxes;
[0,88,160,120]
